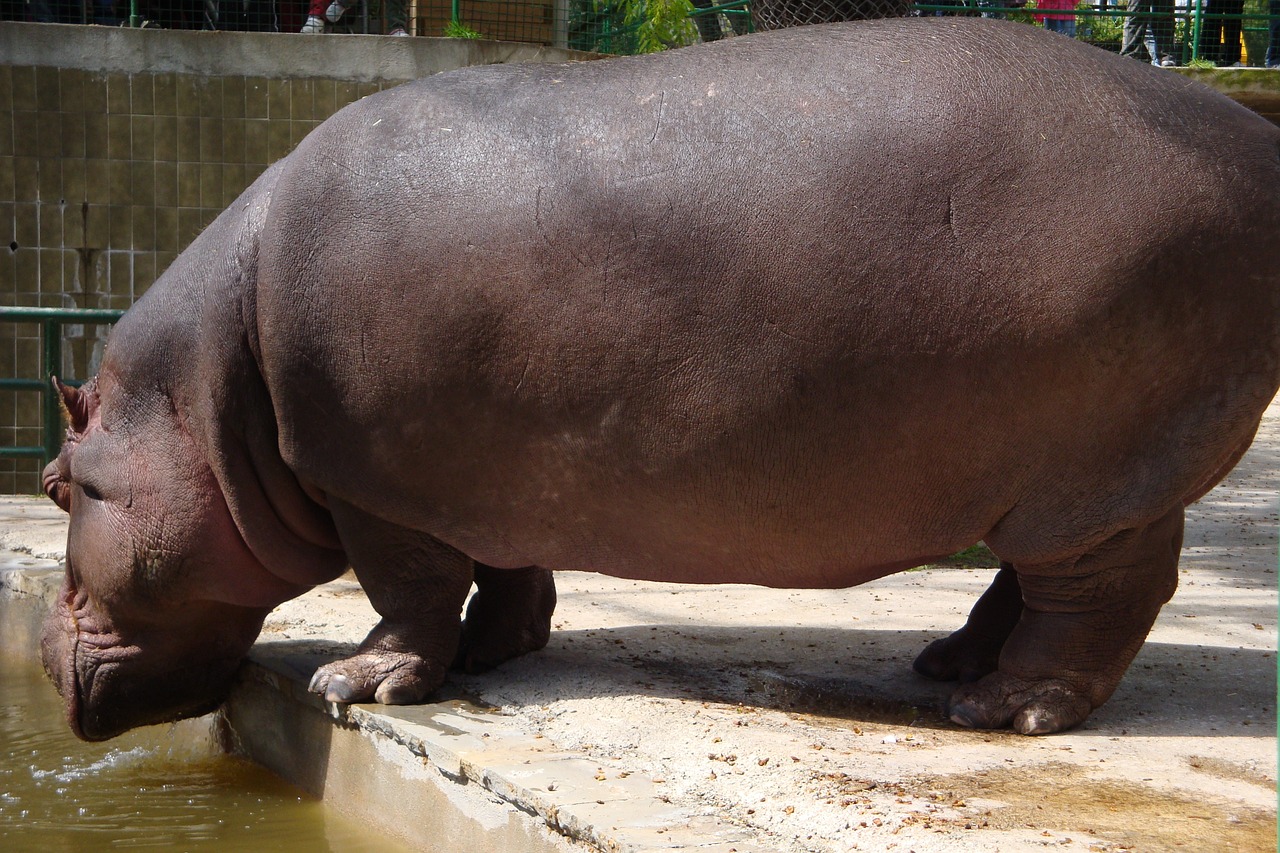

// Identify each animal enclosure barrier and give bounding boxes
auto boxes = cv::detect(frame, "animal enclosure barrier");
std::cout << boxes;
[0,308,124,470]
[4,0,1276,63]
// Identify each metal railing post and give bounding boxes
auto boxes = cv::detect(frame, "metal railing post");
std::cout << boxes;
[41,319,61,465]
[1192,0,1204,62]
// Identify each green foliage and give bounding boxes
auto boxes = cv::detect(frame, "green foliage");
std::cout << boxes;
[444,20,484,39]
[1076,1,1124,45]
[623,0,698,53]
[1002,4,1038,27]
[938,543,1001,569]
[567,0,697,54]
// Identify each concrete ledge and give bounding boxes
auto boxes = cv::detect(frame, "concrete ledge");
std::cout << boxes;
[0,21,596,84]
[227,647,763,851]
[1176,67,1280,125]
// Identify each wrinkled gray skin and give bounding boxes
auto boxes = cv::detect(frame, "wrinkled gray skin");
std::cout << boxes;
[41,19,1280,741]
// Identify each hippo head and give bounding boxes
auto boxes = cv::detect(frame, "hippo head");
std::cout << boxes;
[40,376,306,741]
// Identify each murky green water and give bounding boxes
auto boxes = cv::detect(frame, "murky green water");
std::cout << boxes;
[0,593,412,852]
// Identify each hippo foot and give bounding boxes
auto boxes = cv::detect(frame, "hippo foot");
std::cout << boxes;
[454,621,551,674]
[453,565,556,674]
[945,672,1093,735]
[912,628,1003,684]
[309,649,448,705]
[308,618,455,705]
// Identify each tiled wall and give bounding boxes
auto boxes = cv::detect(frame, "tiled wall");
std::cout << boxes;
[0,64,387,494]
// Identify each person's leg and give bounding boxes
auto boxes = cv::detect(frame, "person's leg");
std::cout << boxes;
[1120,0,1152,61]
[726,1,750,33]
[1268,0,1280,66]
[1199,0,1224,64]
[382,0,407,34]
[301,0,326,31]
[1150,0,1176,64]
[204,0,220,29]
[1046,17,1076,36]
[1221,0,1244,64]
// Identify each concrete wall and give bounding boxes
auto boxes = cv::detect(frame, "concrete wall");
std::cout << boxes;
[0,22,590,495]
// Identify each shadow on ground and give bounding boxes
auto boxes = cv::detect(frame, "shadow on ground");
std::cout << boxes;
[255,620,1276,741]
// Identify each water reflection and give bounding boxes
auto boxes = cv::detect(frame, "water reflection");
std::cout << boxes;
[0,595,411,852]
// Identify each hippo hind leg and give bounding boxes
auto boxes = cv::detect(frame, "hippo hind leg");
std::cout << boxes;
[947,505,1182,735]
[913,562,1022,683]
[453,564,557,673]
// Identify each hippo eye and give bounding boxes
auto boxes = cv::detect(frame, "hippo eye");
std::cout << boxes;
[81,484,103,502]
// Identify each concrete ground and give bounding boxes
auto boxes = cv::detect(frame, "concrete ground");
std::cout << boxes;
[2,395,1275,852]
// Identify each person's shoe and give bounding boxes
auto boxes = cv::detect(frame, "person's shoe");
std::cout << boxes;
[1159,56,1177,67]
[388,26,409,36]
[325,0,351,22]
[300,14,325,33]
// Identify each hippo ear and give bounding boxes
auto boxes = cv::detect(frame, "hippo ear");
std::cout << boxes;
[53,376,98,435]
[44,377,97,513]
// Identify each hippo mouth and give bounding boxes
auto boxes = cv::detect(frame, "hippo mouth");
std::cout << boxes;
[42,570,139,741]
[42,566,248,741]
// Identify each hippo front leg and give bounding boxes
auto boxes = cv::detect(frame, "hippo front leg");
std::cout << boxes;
[454,564,556,674]
[948,506,1183,735]
[309,499,473,705]
[914,563,1022,683]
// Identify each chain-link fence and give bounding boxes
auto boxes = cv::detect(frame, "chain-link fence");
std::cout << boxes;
[2,0,1277,66]
[0,0,753,44]
[751,0,908,30]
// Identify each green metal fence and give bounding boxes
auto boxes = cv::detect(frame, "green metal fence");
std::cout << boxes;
[0,308,125,467]
[419,0,1277,64]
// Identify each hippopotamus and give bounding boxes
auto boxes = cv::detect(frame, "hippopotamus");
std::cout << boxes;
[39,18,1280,741]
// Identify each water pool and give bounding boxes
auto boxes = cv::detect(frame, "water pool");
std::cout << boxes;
[0,593,414,852]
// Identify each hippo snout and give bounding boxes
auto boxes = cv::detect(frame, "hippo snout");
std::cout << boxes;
[38,579,223,741]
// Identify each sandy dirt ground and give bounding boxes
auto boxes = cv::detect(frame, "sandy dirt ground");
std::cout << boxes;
[3,395,1276,852]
